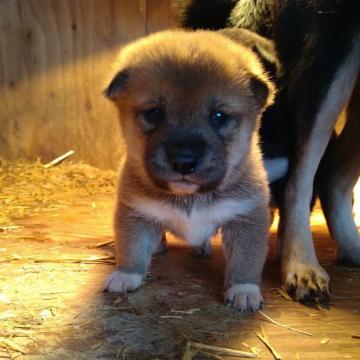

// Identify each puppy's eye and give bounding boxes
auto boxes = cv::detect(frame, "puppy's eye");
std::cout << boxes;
[143,108,163,124]
[210,111,229,128]
[139,108,164,131]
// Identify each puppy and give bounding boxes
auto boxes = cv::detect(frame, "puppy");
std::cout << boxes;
[103,30,275,311]
[175,0,360,303]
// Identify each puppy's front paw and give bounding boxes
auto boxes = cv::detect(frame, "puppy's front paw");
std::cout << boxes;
[282,262,330,303]
[225,283,263,312]
[103,270,143,293]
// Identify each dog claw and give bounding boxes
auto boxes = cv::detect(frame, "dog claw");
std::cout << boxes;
[282,262,330,304]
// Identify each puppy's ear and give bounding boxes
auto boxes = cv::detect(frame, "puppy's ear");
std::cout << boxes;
[104,69,129,100]
[250,75,274,109]
[219,28,280,78]
[252,43,279,78]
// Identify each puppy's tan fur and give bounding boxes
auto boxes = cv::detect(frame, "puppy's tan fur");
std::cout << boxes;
[103,30,274,311]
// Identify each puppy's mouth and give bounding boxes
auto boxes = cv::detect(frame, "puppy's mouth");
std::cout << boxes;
[146,161,222,194]
[168,178,200,195]
[174,171,214,184]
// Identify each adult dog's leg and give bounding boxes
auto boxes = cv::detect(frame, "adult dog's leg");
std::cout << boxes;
[280,42,360,302]
[319,74,360,265]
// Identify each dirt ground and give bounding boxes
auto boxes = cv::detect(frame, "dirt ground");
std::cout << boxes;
[1,194,360,359]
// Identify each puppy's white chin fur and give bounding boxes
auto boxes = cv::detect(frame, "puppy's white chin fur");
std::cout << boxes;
[168,181,199,195]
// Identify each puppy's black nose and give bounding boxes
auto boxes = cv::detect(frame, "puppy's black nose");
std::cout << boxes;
[170,152,197,174]
[165,137,205,175]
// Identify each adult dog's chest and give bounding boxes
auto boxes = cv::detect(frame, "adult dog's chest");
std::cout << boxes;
[131,195,256,245]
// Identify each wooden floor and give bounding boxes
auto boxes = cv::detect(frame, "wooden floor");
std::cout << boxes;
[0,195,360,359]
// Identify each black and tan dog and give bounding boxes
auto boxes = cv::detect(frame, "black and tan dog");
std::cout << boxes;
[103,30,276,311]
[175,0,360,303]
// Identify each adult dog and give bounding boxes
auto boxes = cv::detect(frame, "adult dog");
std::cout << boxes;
[174,0,360,303]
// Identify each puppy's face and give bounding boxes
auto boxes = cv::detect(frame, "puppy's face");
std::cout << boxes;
[106,31,274,195]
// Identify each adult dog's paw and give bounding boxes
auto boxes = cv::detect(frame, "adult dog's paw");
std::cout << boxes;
[103,270,143,293]
[282,262,330,303]
[225,283,263,312]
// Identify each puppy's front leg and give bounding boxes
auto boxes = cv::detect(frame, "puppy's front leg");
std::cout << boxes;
[222,207,269,312]
[104,203,162,293]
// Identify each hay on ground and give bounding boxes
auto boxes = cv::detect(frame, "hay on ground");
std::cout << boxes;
[0,158,116,226]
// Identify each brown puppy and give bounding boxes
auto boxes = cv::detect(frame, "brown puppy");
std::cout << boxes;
[103,30,274,311]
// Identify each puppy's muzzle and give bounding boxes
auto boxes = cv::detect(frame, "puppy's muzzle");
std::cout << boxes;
[165,137,205,175]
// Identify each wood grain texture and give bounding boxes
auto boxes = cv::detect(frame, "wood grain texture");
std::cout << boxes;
[146,0,177,33]
[1,198,360,358]
[0,0,176,169]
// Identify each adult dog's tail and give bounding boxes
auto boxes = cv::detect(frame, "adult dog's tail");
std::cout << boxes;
[172,0,237,30]
[173,0,273,38]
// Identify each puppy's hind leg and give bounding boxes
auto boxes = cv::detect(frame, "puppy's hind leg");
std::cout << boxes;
[153,233,167,255]
[319,75,360,265]
[192,238,212,257]
[280,42,360,303]
[104,203,162,293]
[222,206,269,312]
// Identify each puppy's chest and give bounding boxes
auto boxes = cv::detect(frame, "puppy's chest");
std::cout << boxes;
[131,196,256,245]
[160,206,217,245]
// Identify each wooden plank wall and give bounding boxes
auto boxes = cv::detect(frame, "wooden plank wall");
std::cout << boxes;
[0,0,177,169]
